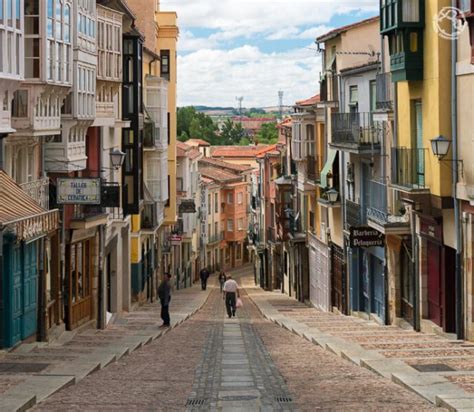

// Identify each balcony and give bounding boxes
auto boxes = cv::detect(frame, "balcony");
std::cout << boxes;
[331,112,382,154]
[380,0,424,34]
[141,203,158,232]
[306,155,320,183]
[346,199,362,228]
[267,227,277,243]
[376,73,393,112]
[391,148,429,193]
[70,205,108,229]
[143,117,162,150]
[20,178,50,210]
[367,180,410,234]
[207,233,223,245]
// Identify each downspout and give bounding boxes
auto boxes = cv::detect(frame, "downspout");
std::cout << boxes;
[452,0,463,339]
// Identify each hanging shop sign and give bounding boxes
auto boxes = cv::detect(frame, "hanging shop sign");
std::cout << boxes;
[169,234,182,246]
[57,178,101,205]
[349,226,384,248]
[179,200,196,214]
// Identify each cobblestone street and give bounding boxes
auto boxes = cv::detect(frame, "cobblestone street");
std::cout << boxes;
[29,266,446,411]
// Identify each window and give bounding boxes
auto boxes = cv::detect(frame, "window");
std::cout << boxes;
[349,86,358,105]
[214,193,218,212]
[227,193,234,204]
[236,244,242,260]
[214,222,218,237]
[237,192,243,204]
[160,49,170,80]
[402,0,419,23]
[208,194,211,215]
[370,80,377,112]
[409,32,418,53]
[238,218,244,231]
[227,219,234,232]
[12,90,28,117]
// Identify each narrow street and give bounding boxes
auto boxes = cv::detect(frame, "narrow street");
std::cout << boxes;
[33,266,440,411]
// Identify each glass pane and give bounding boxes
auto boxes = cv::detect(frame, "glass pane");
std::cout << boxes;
[402,0,419,22]
[47,0,53,18]
[0,0,3,23]
[15,0,20,28]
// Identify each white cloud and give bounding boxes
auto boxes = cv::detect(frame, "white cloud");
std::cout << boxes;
[177,45,322,107]
[160,0,377,40]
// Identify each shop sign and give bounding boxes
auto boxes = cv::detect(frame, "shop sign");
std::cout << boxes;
[179,200,196,214]
[169,234,182,246]
[57,178,101,205]
[349,226,384,248]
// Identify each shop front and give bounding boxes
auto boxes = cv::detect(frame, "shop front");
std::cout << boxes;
[0,171,59,348]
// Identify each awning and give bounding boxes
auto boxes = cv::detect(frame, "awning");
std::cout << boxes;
[0,170,59,240]
[320,149,338,189]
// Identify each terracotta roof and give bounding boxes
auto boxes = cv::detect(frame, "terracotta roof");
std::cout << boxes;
[277,118,292,129]
[199,158,252,173]
[256,144,279,159]
[188,148,201,160]
[177,141,191,157]
[316,16,379,42]
[199,166,242,183]
[0,170,47,225]
[295,94,320,107]
[210,145,273,158]
[186,138,210,147]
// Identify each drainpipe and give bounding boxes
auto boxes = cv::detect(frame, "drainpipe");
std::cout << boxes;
[452,0,463,339]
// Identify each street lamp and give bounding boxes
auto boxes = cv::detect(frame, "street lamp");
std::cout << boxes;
[430,135,451,160]
[326,188,339,204]
[110,149,126,170]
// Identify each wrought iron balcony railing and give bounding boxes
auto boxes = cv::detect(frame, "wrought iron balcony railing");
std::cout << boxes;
[367,180,410,226]
[331,112,381,148]
[306,155,320,182]
[20,177,50,210]
[391,148,427,190]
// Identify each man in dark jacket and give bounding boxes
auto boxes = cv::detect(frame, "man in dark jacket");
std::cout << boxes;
[157,273,172,328]
[200,267,210,290]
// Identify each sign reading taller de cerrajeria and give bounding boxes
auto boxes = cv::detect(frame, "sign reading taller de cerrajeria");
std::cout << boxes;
[349,226,384,248]
[57,178,101,205]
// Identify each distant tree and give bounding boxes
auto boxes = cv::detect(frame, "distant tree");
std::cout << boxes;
[177,106,219,144]
[255,122,278,144]
[220,119,246,145]
[238,137,251,146]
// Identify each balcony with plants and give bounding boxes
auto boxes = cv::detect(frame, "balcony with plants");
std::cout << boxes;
[367,179,410,234]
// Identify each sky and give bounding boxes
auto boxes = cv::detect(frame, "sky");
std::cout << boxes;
[159,0,379,108]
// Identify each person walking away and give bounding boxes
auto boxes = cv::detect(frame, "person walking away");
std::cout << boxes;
[200,267,210,290]
[157,273,172,328]
[218,271,226,293]
[223,275,240,318]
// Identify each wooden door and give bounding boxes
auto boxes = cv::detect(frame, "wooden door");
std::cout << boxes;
[427,241,442,327]
[22,241,38,340]
[371,256,385,322]
[331,245,345,313]
[11,245,23,346]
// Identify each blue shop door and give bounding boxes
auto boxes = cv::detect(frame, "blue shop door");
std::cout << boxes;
[11,245,23,346]
[371,257,385,321]
[22,242,38,340]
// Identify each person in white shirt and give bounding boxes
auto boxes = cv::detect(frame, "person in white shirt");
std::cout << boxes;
[223,275,240,318]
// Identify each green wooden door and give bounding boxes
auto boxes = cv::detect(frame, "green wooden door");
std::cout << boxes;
[22,241,38,340]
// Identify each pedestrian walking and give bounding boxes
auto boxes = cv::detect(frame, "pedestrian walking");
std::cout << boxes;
[223,275,240,318]
[218,271,226,293]
[200,267,210,290]
[157,273,172,328]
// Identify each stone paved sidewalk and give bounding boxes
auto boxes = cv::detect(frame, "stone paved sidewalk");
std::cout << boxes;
[0,280,212,412]
[244,278,474,412]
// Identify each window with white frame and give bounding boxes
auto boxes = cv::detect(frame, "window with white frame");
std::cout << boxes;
[237,192,243,204]
[44,0,72,83]
[0,0,23,77]
[238,218,244,231]
[227,192,233,204]
[97,6,121,82]
[227,219,234,232]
